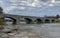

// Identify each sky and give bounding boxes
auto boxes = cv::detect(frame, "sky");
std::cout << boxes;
[0,0,60,17]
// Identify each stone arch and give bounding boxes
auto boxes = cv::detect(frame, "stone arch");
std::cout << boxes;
[45,19,50,23]
[3,17,16,24]
[24,18,32,24]
[51,19,55,23]
[36,19,43,24]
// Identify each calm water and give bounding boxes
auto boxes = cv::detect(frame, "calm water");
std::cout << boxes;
[6,22,60,38]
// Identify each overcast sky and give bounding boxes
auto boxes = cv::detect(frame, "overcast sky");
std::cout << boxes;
[0,0,60,17]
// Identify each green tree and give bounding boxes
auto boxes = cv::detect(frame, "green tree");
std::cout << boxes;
[0,7,3,17]
[0,7,5,25]
[56,15,60,19]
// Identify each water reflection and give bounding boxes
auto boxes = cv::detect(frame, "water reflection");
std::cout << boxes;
[5,22,13,25]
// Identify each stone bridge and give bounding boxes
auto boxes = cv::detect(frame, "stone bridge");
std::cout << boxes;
[3,14,56,24]
[0,7,57,24]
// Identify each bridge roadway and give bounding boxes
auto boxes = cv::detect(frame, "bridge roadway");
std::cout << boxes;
[3,14,56,24]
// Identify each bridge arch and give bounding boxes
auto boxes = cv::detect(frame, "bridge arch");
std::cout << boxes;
[45,19,50,23]
[3,17,16,24]
[24,18,32,24]
[51,19,55,23]
[35,19,43,24]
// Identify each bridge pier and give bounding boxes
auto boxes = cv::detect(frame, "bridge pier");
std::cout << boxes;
[12,20,16,24]
[16,19,20,24]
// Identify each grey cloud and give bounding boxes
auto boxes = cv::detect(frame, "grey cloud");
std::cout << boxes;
[39,0,49,2]
[0,0,60,17]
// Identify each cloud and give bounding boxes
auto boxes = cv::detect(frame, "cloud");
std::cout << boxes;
[48,0,60,7]
[56,1,60,3]
[51,0,56,3]
[31,0,42,7]
[4,6,17,13]
[0,1,4,6]
[17,6,26,10]
[0,0,60,17]
[48,4,54,7]
[9,0,17,2]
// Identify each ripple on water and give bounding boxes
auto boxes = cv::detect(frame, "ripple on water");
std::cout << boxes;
[4,23,60,38]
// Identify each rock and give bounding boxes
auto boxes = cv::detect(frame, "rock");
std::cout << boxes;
[8,31,42,38]
[1,26,14,33]
[40,36,43,38]
[0,25,4,30]
[2,28,12,33]
[0,25,42,38]
[28,32,36,36]
[8,33,16,36]
[0,33,9,38]
[29,36,39,38]
[21,36,29,38]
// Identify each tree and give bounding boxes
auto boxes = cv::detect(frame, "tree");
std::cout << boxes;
[56,15,60,19]
[0,7,3,17]
[0,7,5,25]
[0,7,3,13]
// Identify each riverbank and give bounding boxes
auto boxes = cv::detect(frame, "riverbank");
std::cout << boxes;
[0,23,60,38]
[0,28,42,38]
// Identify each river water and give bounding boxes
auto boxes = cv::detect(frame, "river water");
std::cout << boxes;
[6,22,60,38]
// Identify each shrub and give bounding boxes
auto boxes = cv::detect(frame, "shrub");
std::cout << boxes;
[56,19,60,23]
[0,17,5,25]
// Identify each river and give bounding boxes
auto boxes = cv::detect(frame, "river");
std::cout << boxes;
[5,22,60,38]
